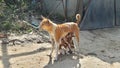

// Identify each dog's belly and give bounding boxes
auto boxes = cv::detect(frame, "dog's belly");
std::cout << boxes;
[55,25,74,42]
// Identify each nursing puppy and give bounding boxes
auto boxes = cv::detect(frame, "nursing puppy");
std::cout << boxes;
[59,32,75,55]
[39,14,81,61]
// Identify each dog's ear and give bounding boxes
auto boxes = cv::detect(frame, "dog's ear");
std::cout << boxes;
[41,15,46,19]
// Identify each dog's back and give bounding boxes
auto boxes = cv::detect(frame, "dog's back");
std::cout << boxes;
[55,23,79,42]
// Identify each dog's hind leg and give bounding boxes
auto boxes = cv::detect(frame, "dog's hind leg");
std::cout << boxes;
[73,31,80,54]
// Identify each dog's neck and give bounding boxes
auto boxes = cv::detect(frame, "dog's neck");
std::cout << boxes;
[47,20,57,37]
[49,20,57,27]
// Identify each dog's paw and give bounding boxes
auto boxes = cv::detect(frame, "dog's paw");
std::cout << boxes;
[66,51,70,55]
[52,57,58,64]
[53,56,58,61]
[68,50,72,54]
[52,57,58,63]
[73,51,80,55]
[59,49,66,55]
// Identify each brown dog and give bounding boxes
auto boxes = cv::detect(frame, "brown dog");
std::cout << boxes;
[39,14,81,61]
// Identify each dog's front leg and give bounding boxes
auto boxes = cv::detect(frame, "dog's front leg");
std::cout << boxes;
[50,38,55,56]
[54,42,59,61]
[49,34,55,56]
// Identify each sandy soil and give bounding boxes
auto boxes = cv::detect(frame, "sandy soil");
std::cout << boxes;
[1,27,120,68]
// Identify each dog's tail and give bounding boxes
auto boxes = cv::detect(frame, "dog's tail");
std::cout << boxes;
[76,14,81,25]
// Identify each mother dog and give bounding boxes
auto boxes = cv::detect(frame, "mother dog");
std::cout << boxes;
[39,14,81,61]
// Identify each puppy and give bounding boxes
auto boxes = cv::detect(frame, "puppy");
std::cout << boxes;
[59,32,75,55]
[39,14,81,61]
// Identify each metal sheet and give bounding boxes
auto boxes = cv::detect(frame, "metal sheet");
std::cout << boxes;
[116,0,120,26]
[80,0,115,30]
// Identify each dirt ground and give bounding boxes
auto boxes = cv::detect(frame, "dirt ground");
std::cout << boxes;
[1,27,120,68]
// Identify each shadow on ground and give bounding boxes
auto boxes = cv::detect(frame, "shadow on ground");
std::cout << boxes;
[0,43,50,68]
[44,54,81,68]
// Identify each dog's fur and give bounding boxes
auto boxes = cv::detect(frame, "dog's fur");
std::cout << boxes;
[39,14,81,61]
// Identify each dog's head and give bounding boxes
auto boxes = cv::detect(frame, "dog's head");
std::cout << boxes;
[39,16,52,31]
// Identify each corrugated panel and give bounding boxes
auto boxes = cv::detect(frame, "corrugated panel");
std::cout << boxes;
[44,0,64,16]
[44,0,78,17]
[83,0,89,8]
[116,0,120,26]
[80,0,115,30]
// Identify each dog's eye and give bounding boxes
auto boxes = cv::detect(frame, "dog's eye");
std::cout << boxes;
[46,21,49,24]
[45,20,50,25]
